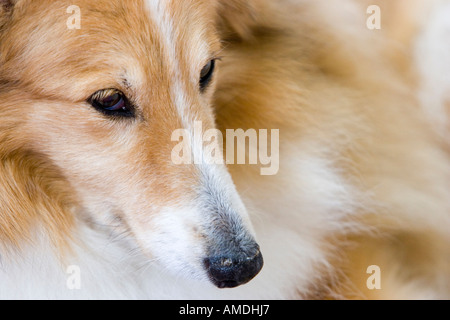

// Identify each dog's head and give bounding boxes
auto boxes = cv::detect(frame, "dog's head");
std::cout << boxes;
[0,0,262,289]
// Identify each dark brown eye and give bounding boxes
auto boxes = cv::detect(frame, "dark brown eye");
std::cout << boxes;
[199,59,215,92]
[88,89,134,117]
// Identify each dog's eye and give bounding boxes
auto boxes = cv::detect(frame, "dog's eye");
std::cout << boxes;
[199,59,215,92]
[88,89,134,117]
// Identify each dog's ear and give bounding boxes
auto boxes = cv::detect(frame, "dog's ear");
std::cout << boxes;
[216,0,260,41]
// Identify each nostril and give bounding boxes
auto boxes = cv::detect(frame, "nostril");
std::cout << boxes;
[204,251,264,289]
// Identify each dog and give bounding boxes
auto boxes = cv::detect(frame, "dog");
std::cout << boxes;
[0,0,449,299]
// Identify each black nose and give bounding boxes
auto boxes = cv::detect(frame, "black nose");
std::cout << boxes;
[204,250,264,289]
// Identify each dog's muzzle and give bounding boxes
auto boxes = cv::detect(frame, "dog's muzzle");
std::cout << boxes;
[198,181,263,288]
[204,244,263,289]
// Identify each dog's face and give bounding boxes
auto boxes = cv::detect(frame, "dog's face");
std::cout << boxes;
[0,0,262,288]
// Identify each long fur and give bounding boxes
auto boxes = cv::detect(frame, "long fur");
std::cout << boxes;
[0,0,449,299]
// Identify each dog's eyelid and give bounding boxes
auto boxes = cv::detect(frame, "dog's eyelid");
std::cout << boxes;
[208,51,224,65]
[88,88,136,118]
[199,59,217,92]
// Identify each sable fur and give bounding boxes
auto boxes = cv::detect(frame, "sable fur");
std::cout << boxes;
[0,0,449,299]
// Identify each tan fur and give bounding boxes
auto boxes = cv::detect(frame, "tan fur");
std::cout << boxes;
[214,0,450,299]
[0,88,76,255]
